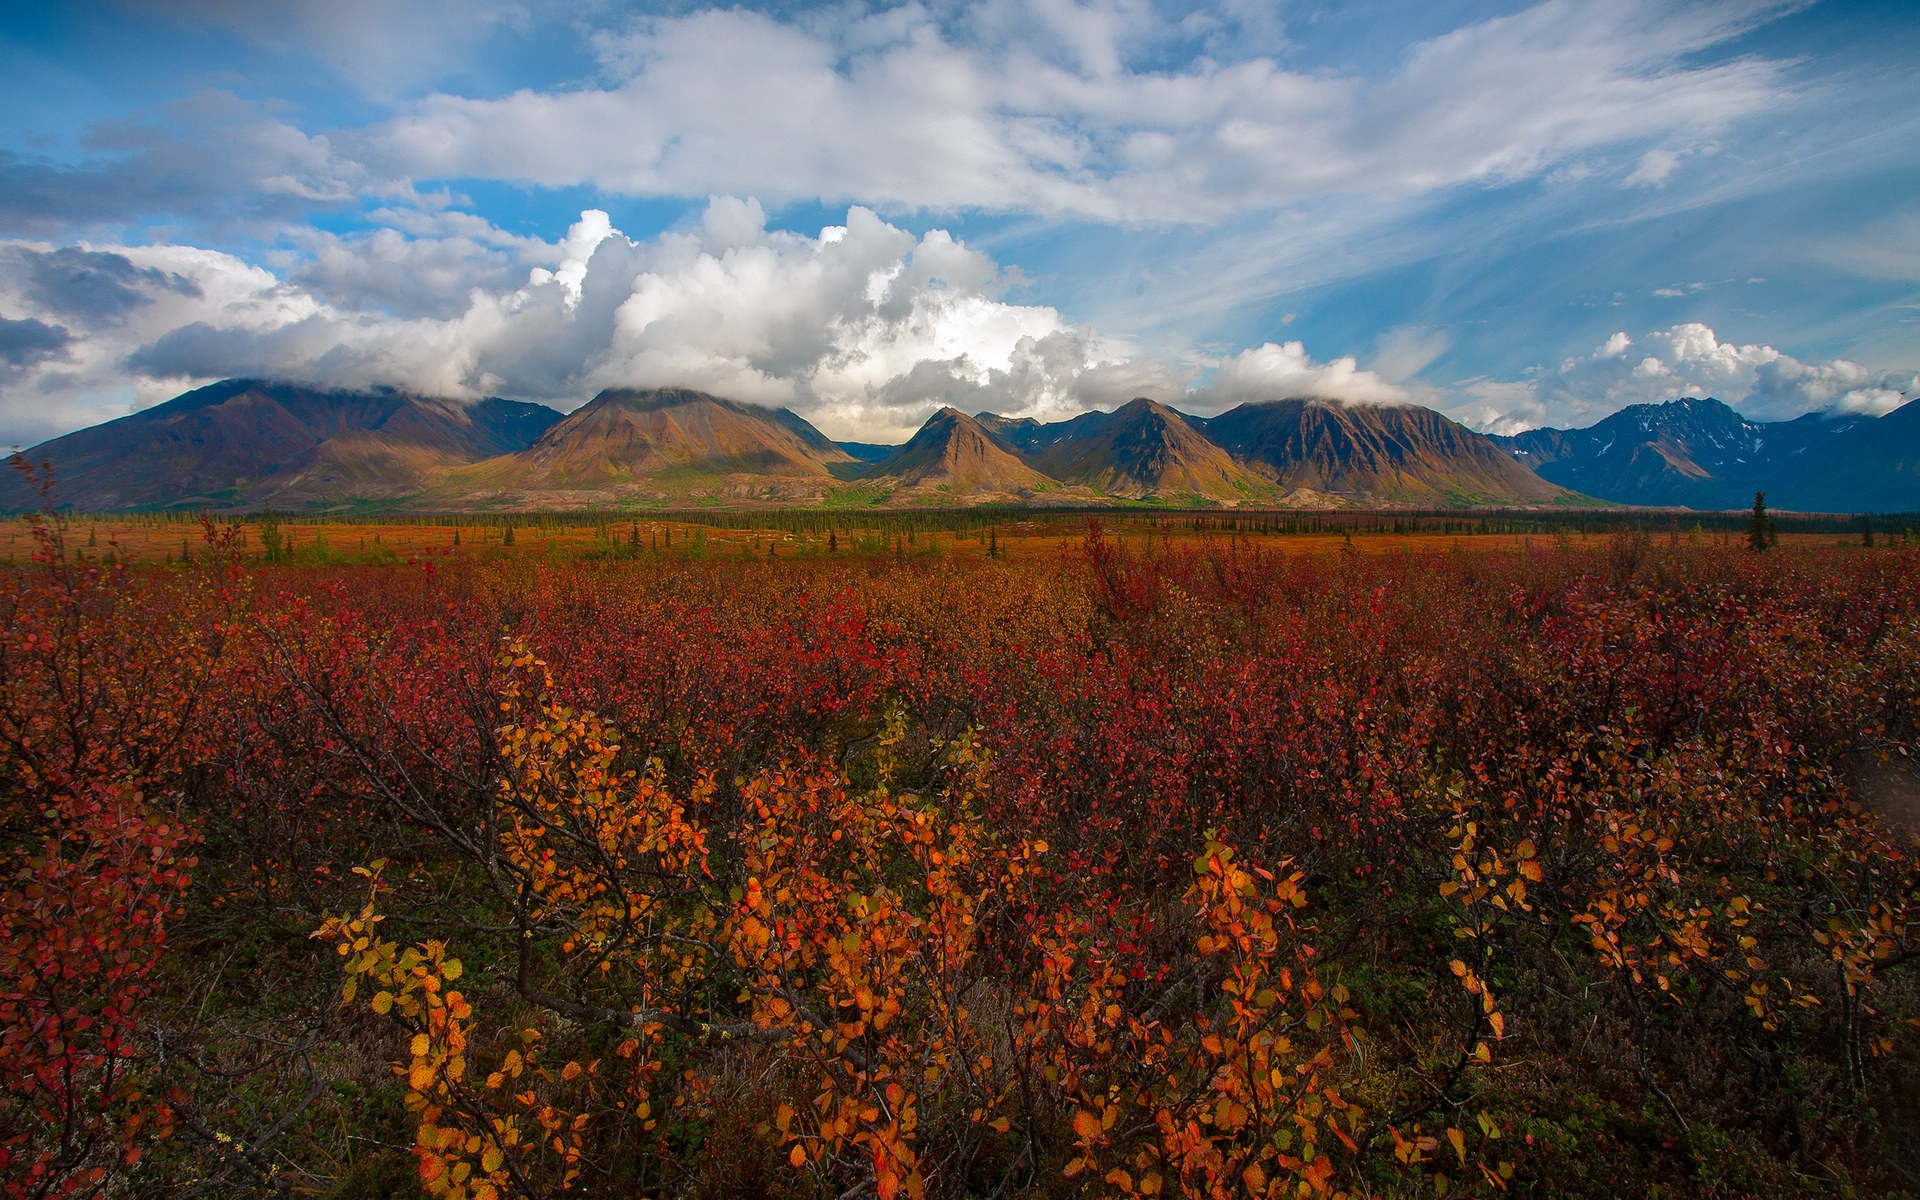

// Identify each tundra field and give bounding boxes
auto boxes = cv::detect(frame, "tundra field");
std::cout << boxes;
[3,512,1918,1200]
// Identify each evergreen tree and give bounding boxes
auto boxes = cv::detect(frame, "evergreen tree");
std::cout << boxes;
[1747,491,1773,552]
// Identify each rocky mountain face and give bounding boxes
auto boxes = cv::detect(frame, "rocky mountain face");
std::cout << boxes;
[10,379,1614,511]
[436,387,856,506]
[1198,399,1570,506]
[859,408,1053,500]
[1015,398,1272,501]
[1491,396,1913,510]
[3,378,561,511]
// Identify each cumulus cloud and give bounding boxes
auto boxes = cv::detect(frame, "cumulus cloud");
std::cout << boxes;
[1192,341,1410,412]
[0,198,1463,447]
[9,247,202,322]
[10,198,1909,453]
[0,316,73,380]
[2,203,1171,444]
[1450,322,1919,433]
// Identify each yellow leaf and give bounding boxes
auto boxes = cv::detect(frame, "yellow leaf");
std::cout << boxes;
[1448,1126,1467,1163]
[411,1034,432,1058]
[371,991,393,1015]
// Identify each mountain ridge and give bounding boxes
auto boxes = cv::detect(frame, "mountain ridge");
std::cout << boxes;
[35,377,1918,512]
[1492,396,1909,510]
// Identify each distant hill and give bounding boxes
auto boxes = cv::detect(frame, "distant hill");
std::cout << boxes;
[1010,397,1271,502]
[859,408,1052,501]
[2,379,560,511]
[1491,397,1914,510]
[1198,399,1574,506]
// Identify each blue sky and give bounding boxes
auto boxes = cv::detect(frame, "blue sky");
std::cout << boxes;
[1,0,1916,445]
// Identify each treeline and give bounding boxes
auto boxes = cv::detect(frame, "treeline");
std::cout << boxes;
[25,503,1920,541]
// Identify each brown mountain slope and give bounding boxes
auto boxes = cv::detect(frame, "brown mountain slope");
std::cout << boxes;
[436,386,855,506]
[499,387,850,485]
[1020,397,1272,501]
[4,379,560,511]
[863,408,1054,499]
[1196,399,1576,505]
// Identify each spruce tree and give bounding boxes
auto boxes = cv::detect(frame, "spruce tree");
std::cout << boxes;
[1747,491,1772,552]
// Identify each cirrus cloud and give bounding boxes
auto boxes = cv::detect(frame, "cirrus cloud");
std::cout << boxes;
[354,0,1791,224]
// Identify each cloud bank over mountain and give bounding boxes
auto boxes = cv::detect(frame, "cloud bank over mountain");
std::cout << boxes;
[4,196,1908,449]
[3,202,1216,445]
[1455,324,1918,435]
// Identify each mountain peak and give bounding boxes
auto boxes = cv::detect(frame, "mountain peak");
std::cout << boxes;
[5,378,561,511]
[865,407,1050,496]
[1031,397,1266,501]
[1201,398,1570,505]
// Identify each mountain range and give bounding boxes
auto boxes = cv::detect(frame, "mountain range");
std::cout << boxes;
[3,379,1914,512]
[1491,396,1920,512]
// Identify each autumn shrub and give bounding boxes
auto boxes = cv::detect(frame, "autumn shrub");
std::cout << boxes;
[3,527,1916,1198]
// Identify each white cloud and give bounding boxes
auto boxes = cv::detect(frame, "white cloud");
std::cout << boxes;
[1625,147,1683,186]
[1450,322,1919,433]
[0,196,1481,447]
[1193,340,1411,412]
[113,0,534,101]
[1368,325,1453,384]
[10,204,1911,452]
[352,0,1790,223]
[2,202,1173,444]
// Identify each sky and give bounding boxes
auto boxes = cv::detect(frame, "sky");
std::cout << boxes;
[1,0,1917,447]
